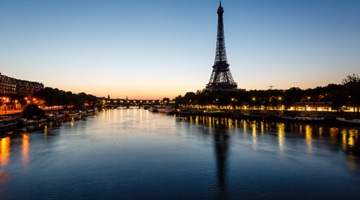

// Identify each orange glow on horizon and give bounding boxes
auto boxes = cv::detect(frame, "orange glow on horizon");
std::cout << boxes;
[50,84,180,100]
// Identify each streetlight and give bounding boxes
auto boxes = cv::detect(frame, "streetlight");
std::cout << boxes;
[2,97,10,116]
[231,98,237,110]
[252,97,256,110]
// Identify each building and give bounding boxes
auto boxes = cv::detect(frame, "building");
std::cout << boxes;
[0,73,16,95]
[0,72,44,96]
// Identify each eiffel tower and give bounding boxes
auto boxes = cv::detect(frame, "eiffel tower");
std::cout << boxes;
[206,1,237,91]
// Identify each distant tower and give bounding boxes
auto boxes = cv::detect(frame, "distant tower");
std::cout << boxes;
[206,1,237,91]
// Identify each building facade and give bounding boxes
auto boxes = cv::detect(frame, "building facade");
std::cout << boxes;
[0,73,44,96]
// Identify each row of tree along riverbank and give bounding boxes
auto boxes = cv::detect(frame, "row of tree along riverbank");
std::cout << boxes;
[173,74,360,116]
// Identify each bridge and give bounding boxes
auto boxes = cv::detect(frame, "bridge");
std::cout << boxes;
[99,98,173,109]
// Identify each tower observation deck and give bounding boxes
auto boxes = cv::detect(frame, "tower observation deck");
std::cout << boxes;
[206,1,237,91]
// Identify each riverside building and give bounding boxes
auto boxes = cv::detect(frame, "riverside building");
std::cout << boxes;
[0,72,44,96]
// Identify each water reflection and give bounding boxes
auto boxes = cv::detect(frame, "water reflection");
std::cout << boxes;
[22,133,30,167]
[0,137,10,166]
[278,123,285,151]
[44,125,48,138]
[330,127,338,142]
[341,129,359,155]
[184,115,360,195]
[340,128,360,172]
[252,122,257,150]
[305,125,312,154]
[0,169,10,185]
[213,128,229,198]
[0,133,31,168]
[193,116,230,197]
[180,115,360,159]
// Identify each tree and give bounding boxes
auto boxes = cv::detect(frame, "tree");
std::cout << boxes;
[174,95,183,107]
[33,87,99,109]
[22,104,45,119]
[162,97,170,104]
[342,74,360,84]
[282,87,303,110]
[183,92,196,105]
[342,74,360,115]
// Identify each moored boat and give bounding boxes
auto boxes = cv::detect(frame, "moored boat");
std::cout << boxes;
[157,106,175,114]
[336,117,360,125]
[285,116,325,121]
[148,106,158,112]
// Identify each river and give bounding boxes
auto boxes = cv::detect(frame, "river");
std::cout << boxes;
[1,108,360,199]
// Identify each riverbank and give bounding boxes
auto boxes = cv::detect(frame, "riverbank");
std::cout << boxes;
[175,109,360,127]
[0,109,98,134]
[2,108,359,134]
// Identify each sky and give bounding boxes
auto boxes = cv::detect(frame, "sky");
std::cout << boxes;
[1,0,359,100]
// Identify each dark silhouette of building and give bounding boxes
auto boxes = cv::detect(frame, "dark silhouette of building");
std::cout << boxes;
[0,72,44,96]
[206,1,238,91]
[0,73,16,95]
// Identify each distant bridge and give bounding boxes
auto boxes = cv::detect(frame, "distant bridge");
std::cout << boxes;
[99,98,173,109]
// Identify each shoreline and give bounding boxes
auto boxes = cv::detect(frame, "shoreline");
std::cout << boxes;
[0,110,97,134]
[1,108,359,134]
[174,110,360,127]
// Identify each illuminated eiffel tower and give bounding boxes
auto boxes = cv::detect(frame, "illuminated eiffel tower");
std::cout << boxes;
[206,1,237,91]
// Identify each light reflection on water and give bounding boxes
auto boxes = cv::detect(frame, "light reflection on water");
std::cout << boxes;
[0,136,10,166]
[0,109,360,199]
[22,134,29,167]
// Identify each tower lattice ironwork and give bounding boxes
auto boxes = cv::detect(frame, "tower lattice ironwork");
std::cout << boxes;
[206,1,237,91]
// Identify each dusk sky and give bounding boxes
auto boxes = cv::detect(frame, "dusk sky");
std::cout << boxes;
[1,0,359,99]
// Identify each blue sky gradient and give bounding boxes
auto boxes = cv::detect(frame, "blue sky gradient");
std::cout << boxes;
[1,0,359,99]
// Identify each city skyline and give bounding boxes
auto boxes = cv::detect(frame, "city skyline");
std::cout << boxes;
[1,0,359,99]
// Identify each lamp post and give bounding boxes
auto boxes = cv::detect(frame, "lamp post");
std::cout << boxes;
[2,97,10,117]
[278,96,284,116]
[231,98,237,110]
[252,97,256,110]
[0,97,3,115]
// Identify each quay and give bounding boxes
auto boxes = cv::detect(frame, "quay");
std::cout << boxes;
[2,106,360,135]
[174,109,360,127]
[0,108,98,134]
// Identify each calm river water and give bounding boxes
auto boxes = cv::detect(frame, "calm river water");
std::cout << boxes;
[1,108,360,199]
